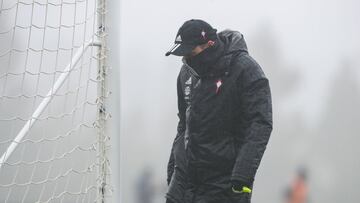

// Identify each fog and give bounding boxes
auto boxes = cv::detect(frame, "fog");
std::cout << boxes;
[117,0,360,203]
[1,0,360,202]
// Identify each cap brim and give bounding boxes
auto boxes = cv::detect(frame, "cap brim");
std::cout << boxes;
[165,43,196,56]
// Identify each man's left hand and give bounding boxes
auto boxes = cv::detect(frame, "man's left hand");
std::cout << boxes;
[231,180,252,194]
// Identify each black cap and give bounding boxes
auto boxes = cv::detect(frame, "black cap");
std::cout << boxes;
[165,19,217,56]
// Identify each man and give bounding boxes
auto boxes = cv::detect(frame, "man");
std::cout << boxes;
[165,19,273,203]
[285,167,309,203]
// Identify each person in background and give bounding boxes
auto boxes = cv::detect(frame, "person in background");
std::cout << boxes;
[285,167,309,203]
[136,168,155,203]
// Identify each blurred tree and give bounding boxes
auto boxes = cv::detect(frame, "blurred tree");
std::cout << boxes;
[309,61,360,203]
[248,25,301,100]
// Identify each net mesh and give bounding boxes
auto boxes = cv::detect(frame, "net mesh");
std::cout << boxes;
[0,0,110,202]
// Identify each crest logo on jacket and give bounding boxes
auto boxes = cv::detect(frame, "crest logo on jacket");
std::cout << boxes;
[216,79,222,94]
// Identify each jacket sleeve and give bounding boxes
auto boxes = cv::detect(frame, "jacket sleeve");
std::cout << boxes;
[231,57,273,185]
[167,73,186,185]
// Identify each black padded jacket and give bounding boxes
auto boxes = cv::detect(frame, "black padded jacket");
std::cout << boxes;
[167,30,273,203]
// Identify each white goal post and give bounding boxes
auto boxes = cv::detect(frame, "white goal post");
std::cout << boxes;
[0,0,111,202]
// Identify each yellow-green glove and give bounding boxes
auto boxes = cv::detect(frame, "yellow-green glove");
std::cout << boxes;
[232,186,252,194]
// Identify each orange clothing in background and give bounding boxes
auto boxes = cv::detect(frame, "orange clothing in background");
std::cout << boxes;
[287,177,308,203]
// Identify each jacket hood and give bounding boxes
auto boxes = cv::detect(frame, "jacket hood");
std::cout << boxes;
[218,29,248,56]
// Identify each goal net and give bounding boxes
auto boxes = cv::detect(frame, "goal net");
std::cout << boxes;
[0,0,110,202]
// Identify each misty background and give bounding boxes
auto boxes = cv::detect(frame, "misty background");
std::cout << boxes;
[0,0,360,202]
[117,0,360,203]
